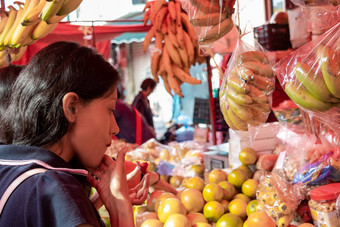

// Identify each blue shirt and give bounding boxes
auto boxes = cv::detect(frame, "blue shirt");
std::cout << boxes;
[0,144,105,227]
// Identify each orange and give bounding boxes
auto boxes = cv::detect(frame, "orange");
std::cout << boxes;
[140,219,163,227]
[194,223,212,227]
[186,176,206,191]
[160,149,170,161]
[209,169,228,183]
[237,165,253,178]
[218,181,237,200]
[180,188,205,213]
[181,177,190,187]
[186,213,208,225]
[154,192,177,212]
[170,175,184,188]
[228,169,249,188]
[202,183,224,202]
[191,164,205,175]
[246,200,259,216]
[241,179,259,199]
[246,211,276,227]
[163,213,191,227]
[228,199,248,219]
[203,201,225,222]
[220,199,229,213]
[298,224,315,227]
[157,198,186,223]
[239,147,257,165]
[147,190,164,211]
[233,193,251,203]
[136,212,158,227]
[216,213,243,227]
[134,205,149,226]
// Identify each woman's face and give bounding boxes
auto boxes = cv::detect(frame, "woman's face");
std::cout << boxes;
[69,88,119,169]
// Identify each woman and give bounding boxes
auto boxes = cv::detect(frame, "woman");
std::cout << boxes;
[0,41,147,226]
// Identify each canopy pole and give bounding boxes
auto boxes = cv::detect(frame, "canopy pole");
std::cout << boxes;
[91,21,96,50]
[206,56,216,145]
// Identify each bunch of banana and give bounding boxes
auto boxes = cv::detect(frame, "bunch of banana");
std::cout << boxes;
[142,0,202,97]
[220,50,274,131]
[283,44,340,112]
[0,0,82,67]
[188,0,236,45]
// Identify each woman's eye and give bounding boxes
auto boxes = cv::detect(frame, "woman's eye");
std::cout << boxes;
[109,109,115,114]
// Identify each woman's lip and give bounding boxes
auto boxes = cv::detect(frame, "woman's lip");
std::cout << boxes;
[106,142,112,147]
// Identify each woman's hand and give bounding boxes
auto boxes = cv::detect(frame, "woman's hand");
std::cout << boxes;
[129,173,150,205]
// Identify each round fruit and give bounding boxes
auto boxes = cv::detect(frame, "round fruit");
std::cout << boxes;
[136,212,158,227]
[246,211,276,227]
[157,198,186,223]
[140,219,163,227]
[170,175,184,188]
[209,169,228,183]
[202,183,224,202]
[186,213,208,225]
[246,200,259,216]
[164,213,191,227]
[191,164,205,175]
[237,165,253,178]
[298,224,315,227]
[160,149,170,161]
[241,179,259,199]
[203,201,225,222]
[186,176,206,191]
[181,177,190,187]
[147,190,164,211]
[233,193,251,203]
[216,213,243,227]
[239,148,257,165]
[154,192,177,213]
[218,181,236,200]
[194,223,212,227]
[228,169,249,188]
[180,188,205,213]
[228,199,248,219]
[220,199,229,213]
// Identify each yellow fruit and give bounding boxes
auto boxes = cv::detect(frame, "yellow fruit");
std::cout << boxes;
[180,188,205,213]
[216,213,243,227]
[239,147,257,165]
[246,211,276,227]
[154,192,177,212]
[243,220,249,227]
[298,224,315,227]
[218,181,237,200]
[181,177,190,187]
[141,219,163,227]
[202,183,224,202]
[241,179,259,199]
[170,175,184,188]
[136,212,158,227]
[228,169,249,188]
[186,213,208,225]
[209,169,228,183]
[160,175,169,182]
[203,201,225,222]
[191,164,205,175]
[246,200,259,216]
[160,149,170,161]
[233,193,251,203]
[220,199,229,213]
[228,199,248,219]
[157,198,186,223]
[134,205,149,226]
[186,176,206,191]
[237,165,253,178]
[164,213,191,227]
[194,223,212,227]
[147,190,164,211]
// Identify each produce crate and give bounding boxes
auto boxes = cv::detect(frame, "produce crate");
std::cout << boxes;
[254,24,292,51]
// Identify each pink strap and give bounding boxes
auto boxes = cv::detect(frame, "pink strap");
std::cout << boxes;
[0,168,47,216]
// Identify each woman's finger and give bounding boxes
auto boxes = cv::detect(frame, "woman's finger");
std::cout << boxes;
[101,154,115,166]
[126,166,140,182]
[116,147,128,166]
[136,173,150,198]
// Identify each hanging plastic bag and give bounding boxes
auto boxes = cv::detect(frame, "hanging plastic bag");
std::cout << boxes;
[275,22,340,136]
[219,38,275,131]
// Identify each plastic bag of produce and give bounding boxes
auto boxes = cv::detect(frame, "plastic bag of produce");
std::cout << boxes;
[275,22,340,136]
[180,0,236,47]
[219,39,275,131]
[256,173,305,227]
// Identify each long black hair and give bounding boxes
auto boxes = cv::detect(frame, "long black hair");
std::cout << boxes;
[1,41,119,147]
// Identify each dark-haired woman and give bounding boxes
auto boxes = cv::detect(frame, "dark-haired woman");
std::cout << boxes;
[0,41,147,227]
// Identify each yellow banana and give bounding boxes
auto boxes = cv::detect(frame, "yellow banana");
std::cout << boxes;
[142,28,155,53]
[151,51,161,83]
[31,20,58,40]
[11,45,27,61]
[143,1,152,12]
[0,11,9,35]
[316,44,340,98]
[180,12,198,44]
[162,46,174,77]
[190,12,226,27]
[22,0,47,26]
[3,3,25,46]
[249,84,268,104]
[295,61,338,102]
[227,96,253,121]
[164,35,183,68]
[45,14,66,24]
[160,72,172,96]
[237,51,269,65]
[142,10,150,26]
[231,66,254,81]
[167,25,179,48]
[241,61,274,78]
[226,107,248,131]
[155,6,168,32]
[150,0,166,23]
[21,33,37,46]
[248,74,275,93]
[200,18,234,45]
[172,63,201,85]
[57,0,83,16]
[251,102,271,113]
[9,19,40,48]
[277,216,291,227]
[220,99,239,130]
[41,0,66,22]
[183,31,195,65]
[166,13,176,35]
[227,76,250,94]
[175,23,184,48]
[0,6,18,48]
[168,1,176,21]
[227,87,253,105]
[175,1,181,27]
[154,31,163,50]
[249,107,267,125]
[177,46,189,69]
[168,74,183,97]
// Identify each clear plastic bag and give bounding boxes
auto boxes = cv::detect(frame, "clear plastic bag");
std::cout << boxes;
[219,39,275,131]
[290,0,340,7]
[180,0,236,47]
[275,22,340,136]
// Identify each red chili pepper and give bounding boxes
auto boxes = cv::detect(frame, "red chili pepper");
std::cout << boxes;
[136,161,149,175]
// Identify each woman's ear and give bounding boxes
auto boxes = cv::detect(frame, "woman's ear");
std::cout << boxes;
[62,92,79,123]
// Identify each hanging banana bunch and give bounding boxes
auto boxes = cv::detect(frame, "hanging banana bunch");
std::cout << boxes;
[0,0,83,67]
[142,0,204,97]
